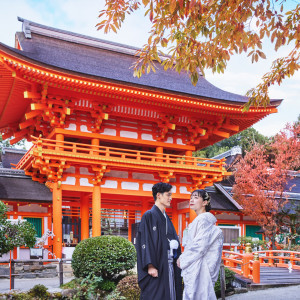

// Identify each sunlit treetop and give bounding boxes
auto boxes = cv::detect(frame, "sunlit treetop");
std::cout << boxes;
[98,0,300,110]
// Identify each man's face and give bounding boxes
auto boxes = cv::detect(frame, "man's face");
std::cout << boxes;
[156,191,172,208]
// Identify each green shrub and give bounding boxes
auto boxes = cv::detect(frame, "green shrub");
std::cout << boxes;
[61,278,81,289]
[105,290,126,300]
[100,279,116,291]
[214,267,235,297]
[116,275,140,300]
[28,284,49,299]
[72,235,136,280]
[78,274,105,299]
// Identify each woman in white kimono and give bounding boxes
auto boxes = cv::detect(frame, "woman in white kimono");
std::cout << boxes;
[177,190,224,300]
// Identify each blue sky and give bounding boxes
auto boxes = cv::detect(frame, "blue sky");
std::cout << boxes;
[0,0,299,138]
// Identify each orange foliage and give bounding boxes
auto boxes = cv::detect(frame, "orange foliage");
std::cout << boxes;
[233,122,300,243]
[98,0,300,108]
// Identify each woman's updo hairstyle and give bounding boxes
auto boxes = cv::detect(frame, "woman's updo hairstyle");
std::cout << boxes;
[192,189,211,212]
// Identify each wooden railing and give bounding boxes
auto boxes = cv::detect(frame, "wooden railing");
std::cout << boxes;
[17,136,226,172]
[222,250,260,283]
[222,249,300,284]
[257,250,300,270]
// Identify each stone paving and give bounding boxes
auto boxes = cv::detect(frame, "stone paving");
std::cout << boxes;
[0,277,74,294]
[226,284,300,300]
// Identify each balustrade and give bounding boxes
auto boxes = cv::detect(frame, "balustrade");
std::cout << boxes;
[17,136,226,172]
[222,246,300,284]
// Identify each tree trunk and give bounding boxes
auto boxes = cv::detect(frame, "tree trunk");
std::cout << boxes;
[271,232,276,250]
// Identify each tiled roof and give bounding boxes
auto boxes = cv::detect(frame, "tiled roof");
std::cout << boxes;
[0,169,52,202]
[4,17,281,105]
[206,184,240,211]
[1,148,27,168]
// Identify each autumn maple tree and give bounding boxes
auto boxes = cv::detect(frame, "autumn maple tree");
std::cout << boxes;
[232,122,300,249]
[97,0,300,109]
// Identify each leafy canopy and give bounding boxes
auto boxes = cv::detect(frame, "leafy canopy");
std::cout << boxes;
[194,127,268,158]
[0,136,26,154]
[233,122,300,248]
[98,0,300,109]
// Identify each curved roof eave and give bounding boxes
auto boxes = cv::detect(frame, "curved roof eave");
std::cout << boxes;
[0,41,282,107]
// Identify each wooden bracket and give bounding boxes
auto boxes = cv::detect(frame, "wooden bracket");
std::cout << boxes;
[89,165,109,186]
[158,171,175,183]
[156,115,176,141]
[90,103,109,132]
[187,120,207,145]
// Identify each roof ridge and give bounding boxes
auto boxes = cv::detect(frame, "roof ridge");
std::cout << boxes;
[17,17,143,56]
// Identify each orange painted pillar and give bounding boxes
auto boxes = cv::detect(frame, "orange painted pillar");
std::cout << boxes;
[156,146,163,162]
[81,194,90,240]
[128,211,134,243]
[185,150,193,165]
[55,133,64,151]
[92,185,101,237]
[252,253,260,283]
[52,182,62,259]
[172,199,178,235]
[91,138,99,155]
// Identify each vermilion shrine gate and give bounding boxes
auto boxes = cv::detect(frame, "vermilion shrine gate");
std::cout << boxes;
[0,18,282,259]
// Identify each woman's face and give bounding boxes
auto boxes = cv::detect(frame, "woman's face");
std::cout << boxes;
[190,192,206,212]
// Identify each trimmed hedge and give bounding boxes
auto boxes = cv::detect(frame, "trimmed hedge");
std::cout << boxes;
[72,235,136,280]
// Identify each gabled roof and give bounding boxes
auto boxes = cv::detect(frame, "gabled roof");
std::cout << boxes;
[1,147,27,168]
[8,17,282,105]
[206,183,241,211]
[0,168,52,202]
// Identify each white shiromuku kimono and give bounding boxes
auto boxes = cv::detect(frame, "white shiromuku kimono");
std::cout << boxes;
[180,212,224,300]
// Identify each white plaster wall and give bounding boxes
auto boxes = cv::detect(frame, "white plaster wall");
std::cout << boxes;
[120,131,138,139]
[62,177,76,185]
[80,125,91,133]
[141,133,155,141]
[143,183,153,191]
[180,186,190,194]
[101,128,117,136]
[101,180,118,189]
[66,123,76,131]
[62,247,76,259]
[44,217,48,245]
[80,178,93,187]
[121,182,139,190]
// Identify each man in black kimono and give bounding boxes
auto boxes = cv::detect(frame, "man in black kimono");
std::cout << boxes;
[136,182,182,300]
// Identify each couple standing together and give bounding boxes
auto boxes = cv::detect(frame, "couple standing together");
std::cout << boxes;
[136,182,224,300]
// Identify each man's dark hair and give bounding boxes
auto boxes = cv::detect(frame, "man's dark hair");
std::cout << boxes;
[152,182,173,201]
